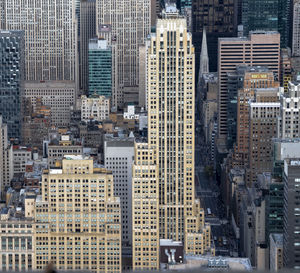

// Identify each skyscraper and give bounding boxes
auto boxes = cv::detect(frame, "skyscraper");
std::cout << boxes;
[218,31,280,146]
[192,0,237,72]
[104,137,135,251]
[0,116,13,196]
[293,0,300,56]
[3,0,76,81]
[132,6,212,270]
[241,0,291,47]
[277,82,300,139]
[96,0,151,108]
[88,38,112,97]
[283,157,300,269]
[242,0,279,34]
[80,0,96,92]
[0,30,24,139]
[228,67,279,167]
[248,89,281,182]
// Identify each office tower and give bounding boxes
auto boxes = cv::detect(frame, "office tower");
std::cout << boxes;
[80,0,96,92]
[241,0,279,34]
[266,139,300,241]
[96,0,151,108]
[0,116,14,196]
[81,95,110,122]
[280,48,292,92]
[192,0,237,72]
[151,0,162,28]
[239,176,269,269]
[177,0,192,12]
[132,7,212,270]
[24,81,76,127]
[3,0,76,81]
[132,143,160,270]
[35,156,122,272]
[104,137,134,250]
[270,234,283,272]
[283,158,300,268]
[88,38,112,97]
[229,67,279,167]
[278,0,292,47]
[242,0,291,47]
[293,0,300,56]
[248,89,281,182]
[218,31,280,146]
[277,82,300,139]
[0,30,24,139]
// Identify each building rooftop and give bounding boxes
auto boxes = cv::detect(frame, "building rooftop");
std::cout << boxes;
[160,239,183,247]
[270,233,283,247]
[169,255,252,271]
[63,155,89,161]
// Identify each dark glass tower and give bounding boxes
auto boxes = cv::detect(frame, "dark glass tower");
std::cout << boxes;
[0,30,24,139]
[192,0,237,73]
[242,0,292,47]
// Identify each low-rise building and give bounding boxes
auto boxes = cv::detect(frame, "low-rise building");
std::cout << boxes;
[46,135,83,167]
[13,146,32,174]
[168,256,252,271]
[81,94,110,122]
[24,81,76,127]
[0,188,37,271]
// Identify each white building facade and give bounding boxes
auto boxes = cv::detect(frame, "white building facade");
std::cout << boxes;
[81,95,110,122]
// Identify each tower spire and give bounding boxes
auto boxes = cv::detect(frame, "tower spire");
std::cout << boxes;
[199,27,209,81]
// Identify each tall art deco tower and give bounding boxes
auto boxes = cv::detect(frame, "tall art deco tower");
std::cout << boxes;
[132,4,212,271]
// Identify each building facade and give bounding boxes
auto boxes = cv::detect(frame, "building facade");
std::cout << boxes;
[88,39,112,97]
[13,147,32,175]
[249,93,281,182]
[218,31,280,146]
[24,81,76,127]
[132,8,212,270]
[192,0,237,72]
[96,0,151,108]
[242,0,291,47]
[277,81,300,139]
[293,0,300,56]
[132,142,159,270]
[3,0,76,81]
[283,158,300,268]
[81,95,110,122]
[35,156,122,272]
[0,30,24,139]
[0,220,34,271]
[0,117,14,195]
[80,0,96,92]
[104,137,135,249]
[270,233,283,271]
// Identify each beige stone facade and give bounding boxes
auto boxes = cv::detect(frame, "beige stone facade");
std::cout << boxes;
[132,8,212,270]
[34,156,122,272]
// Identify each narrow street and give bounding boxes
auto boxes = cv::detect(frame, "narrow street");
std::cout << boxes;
[195,111,237,256]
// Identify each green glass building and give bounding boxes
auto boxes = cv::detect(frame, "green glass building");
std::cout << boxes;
[242,0,291,47]
[88,38,112,97]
